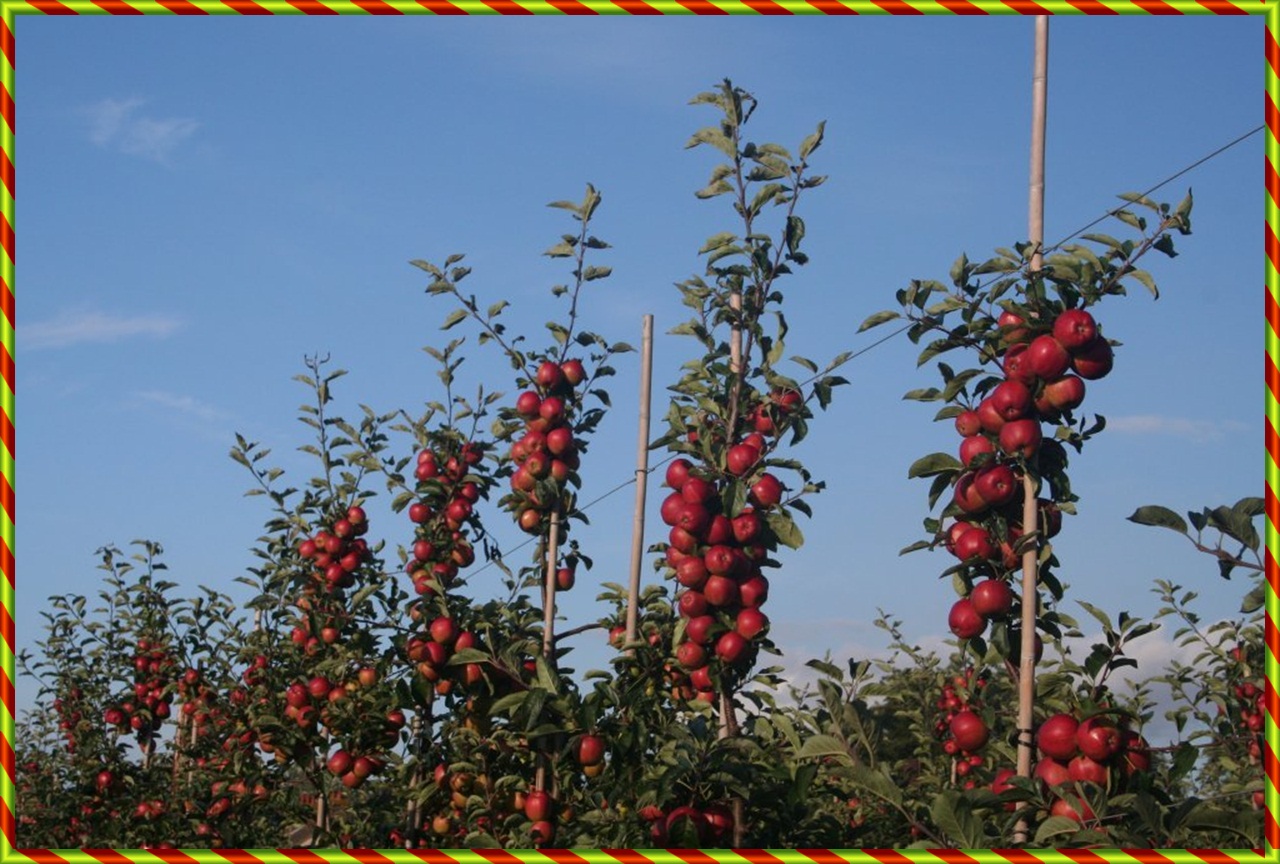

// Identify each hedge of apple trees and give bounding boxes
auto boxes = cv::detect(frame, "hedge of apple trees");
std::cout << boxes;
[15,80,1263,849]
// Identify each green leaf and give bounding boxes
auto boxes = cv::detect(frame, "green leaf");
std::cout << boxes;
[1209,504,1260,552]
[1125,268,1159,299]
[767,510,804,550]
[858,310,901,332]
[1076,600,1113,632]
[1242,583,1265,614]
[797,734,852,764]
[1117,191,1161,212]
[441,309,468,331]
[798,120,825,160]
[907,452,962,479]
[1034,816,1083,844]
[931,791,983,848]
[1126,506,1188,535]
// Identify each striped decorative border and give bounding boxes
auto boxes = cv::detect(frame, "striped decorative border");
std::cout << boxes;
[0,3,1272,864]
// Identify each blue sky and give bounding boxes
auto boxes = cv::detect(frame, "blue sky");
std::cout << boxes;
[14,16,1262,740]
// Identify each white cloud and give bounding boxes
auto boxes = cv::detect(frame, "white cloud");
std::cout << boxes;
[82,97,199,164]
[132,390,227,425]
[1107,414,1249,443]
[21,308,183,351]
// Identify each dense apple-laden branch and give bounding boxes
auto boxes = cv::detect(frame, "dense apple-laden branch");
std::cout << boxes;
[863,189,1192,842]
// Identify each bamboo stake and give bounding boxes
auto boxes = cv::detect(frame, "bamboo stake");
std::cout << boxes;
[1015,14,1049,846]
[724,293,746,845]
[542,511,561,662]
[624,315,655,651]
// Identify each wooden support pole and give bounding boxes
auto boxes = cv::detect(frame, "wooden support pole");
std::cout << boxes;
[625,315,655,650]
[542,511,561,662]
[1015,14,1049,846]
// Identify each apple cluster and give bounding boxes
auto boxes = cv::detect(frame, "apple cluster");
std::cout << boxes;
[943,307,1112,641]
[52,687,85,753]
[297,505,372,595]
[405,615,486,696]
[102,639,176,741]
[404,442,484,600]
[323,707,403,790]
[933,667,991,779]
[639,802,735,846]
[661,456,778,702]
[506,359,586,534]
[1020,712,1150,822]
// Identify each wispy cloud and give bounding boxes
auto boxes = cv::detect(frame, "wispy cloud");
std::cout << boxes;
[132,390,228,425]
[1107,414,1249,444]
[82,97,199,165]
[21,308,183,351]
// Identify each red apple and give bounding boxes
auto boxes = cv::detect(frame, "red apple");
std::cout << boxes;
[702,575,740,608]
[675,557,709,589]
[1068,755,1109,785]
[990,380,1033,421]
[955,410,983,437]
[953,526,995,562]
[731,510,762,544]
[660,492,688,527]
[1050,795,1095,823]
[1053,309,1098,351]
[576,733,605,767]
[973,464,1018,508]
[1002,343,1037,385]
[665,458,693,491]
[685,615,717,645]
[998,418,1042,459]
[739,574,769,608]
[327,750,353,776]
[560,358,586,386]
[749,474,784,509]
[1120,730,1151,774]
[703,514,734,546]
[515,391,542,418]
[677,590,708,618]
[736,608,768,640]
[948,598,987,640]
[429,616,458,645]
[1071,338,1114,379]
[953,472,989,514]
[1037,713,1079,761]
[524,789,552,821]
[970,579,1014,617]
[949,710,990,752]
[1076,717,1122,761]
[545,426,574,456]
[676,640,707,670]
[1026,334,1072,380]
[976,397,1007,435]
[716,631,749,664]
[682,475,716,505]
[1034,757,1072,789]
[725,443,760,477]
[1041,374,1086,413]
[535,361,564,391]
[959,435,995,467]
[998,310,1030,343]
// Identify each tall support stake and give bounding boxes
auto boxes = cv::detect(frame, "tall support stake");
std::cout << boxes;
[625,315,655,650]
[1015,14,1049,846]
[542,510,561,661]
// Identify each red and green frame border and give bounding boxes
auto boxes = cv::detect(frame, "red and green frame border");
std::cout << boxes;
[0,1,1272,862]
